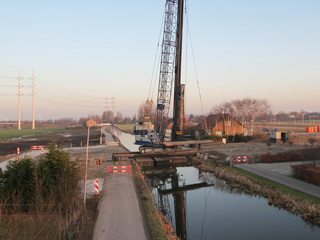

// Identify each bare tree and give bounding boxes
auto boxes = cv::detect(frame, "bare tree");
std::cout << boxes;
[123,116,132,124]
[198,115,211,135]
[248,99,271,135]
[102,110,113,123]
[137,101,156,124]
[114,112,123,124]
[234,98,252,124]
[211,97,271,135]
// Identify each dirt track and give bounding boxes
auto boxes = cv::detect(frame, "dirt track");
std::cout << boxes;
[201,137,318,162]
[0,128,101,161]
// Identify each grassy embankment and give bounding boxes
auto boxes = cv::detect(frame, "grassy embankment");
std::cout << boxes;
[133,161,178,240]
[114,124,134,134]
[0,128,64,142]
[231,167,320,205]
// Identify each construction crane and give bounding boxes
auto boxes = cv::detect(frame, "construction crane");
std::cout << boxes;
[134,0,212,152]
[134,0,185,148]
[155,0,185,142]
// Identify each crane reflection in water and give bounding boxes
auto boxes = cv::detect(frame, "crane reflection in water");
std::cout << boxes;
[145,166,214,240]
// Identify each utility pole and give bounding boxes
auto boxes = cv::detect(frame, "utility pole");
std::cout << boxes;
[103,96,109,122]
[17,71,21,130]
[111,95,115,125]
[31,70,35,129]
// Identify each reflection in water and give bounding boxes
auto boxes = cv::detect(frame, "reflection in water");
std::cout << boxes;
[148,168,212,240]
[147,167,320,240]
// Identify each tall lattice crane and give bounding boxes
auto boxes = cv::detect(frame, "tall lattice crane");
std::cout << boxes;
[134,0,185,148]
[156,0,185,142]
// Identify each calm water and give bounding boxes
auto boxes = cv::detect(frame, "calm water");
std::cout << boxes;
[110,127,320,240]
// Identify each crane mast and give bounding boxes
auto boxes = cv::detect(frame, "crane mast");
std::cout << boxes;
[156,0,185,141]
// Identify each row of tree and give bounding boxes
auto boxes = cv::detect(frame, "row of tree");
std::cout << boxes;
[9,98,318,127]
[211,98,271,133]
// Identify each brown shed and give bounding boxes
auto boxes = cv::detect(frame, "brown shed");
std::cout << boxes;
[204,114,245,137]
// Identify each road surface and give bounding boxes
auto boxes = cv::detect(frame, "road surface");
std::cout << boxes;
[92,166,147,240]
[235,164,320,199]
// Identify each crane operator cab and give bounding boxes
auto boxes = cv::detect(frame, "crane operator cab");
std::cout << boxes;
[133,121,161,147]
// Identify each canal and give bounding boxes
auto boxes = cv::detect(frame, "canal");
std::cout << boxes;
[110,126,320,240]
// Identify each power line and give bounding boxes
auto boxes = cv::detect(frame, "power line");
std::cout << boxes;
[0,75,16,79]
[0,85,16,87]
[36,78,103,100]
[36,86,104,104]
[37,96,103,109]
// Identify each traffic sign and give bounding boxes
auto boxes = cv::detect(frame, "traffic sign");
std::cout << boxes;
[87,119,96,127]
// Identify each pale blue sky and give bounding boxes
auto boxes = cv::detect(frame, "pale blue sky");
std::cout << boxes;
[1,0,319,120]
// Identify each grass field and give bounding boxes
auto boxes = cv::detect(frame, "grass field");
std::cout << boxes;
[0,128,64,142]
[114,124,134,134]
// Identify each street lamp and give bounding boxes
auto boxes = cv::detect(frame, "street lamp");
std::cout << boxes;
[83,119,97,205]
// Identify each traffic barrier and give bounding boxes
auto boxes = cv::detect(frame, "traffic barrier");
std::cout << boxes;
[31,145,44,150]
[95,158,104,166]
[108,169,133,173]
[233,156,250,163]
[108,166,132,169]
[95,179,99,195]
[106,142,119,146]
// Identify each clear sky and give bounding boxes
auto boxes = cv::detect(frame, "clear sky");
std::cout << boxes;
[1,0,319,121]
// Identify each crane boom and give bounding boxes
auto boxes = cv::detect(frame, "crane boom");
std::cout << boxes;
[156,0,185,141]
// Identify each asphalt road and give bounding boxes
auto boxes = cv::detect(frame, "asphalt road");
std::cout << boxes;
[235,164,320,199]
[0,149,46,172]
[92,167,147,240]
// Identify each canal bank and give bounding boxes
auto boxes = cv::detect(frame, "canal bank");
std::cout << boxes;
[195,160,320,227]
[234,163,320,199]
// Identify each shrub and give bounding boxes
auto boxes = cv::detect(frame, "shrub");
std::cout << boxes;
[0,158,36,205]
[0,143,81,214]
[260,147,320,163]
[291,164,320,186]
[201,134,222,141]
[228,134,254,143]
[37,143,81,212]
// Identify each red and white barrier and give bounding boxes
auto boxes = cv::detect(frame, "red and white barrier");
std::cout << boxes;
[31,145,44,150]
[108,169,133,173]
[95,179,99,195]
[15,147,21,161]
[107,165,133,173]
[233,156,250,163]
[108,166,132,169]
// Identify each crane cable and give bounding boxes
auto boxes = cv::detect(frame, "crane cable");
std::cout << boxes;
[185,3,204,115]
[200,173,212,240]
[147,9,166,103]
